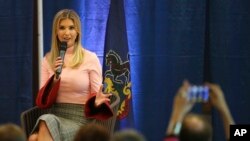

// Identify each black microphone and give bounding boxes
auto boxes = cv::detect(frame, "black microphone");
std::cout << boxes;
[56,41,67,79]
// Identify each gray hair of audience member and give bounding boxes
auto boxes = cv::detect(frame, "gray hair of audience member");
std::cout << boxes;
[112,129,146,141]
[0,123,26,141]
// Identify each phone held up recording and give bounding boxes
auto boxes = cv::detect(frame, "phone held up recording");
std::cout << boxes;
[187,85,209,103]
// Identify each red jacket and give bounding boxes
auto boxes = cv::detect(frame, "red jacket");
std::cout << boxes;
[36,75,113,120]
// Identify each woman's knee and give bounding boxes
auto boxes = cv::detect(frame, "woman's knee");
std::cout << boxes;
[28,133,38,141]
[38,120,49,132]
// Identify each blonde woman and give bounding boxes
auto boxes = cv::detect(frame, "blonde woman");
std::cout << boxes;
[29,9,113,141]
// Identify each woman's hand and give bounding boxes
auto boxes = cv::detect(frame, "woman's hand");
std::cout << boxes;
[205,82,234,140]
[95,85,112,107]
[53,57,63,79]
[166,80,195,135]
[172,80,195,121]
[54,57,63,72]
[205,82,227,112]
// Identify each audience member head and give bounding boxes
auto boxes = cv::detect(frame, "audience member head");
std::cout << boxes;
[73,123,110,141]
[0,123,26,141]
[179,113,212,141]
[112,129,146,141]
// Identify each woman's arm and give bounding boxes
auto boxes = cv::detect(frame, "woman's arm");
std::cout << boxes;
[206,83,235,140]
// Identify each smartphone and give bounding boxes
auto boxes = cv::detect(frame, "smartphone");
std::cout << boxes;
[187,85,209,102]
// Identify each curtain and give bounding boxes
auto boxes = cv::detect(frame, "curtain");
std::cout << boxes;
[0,0,33,124]
[130,0,207,140]
[1,0,250,141]
[208,1,250,140]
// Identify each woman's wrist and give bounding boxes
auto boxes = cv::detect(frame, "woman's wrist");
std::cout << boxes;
[166,112,184,136]
[172,121,182,135]
[166,120,182,136]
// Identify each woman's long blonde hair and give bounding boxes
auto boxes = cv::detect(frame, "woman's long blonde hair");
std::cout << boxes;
[47,9,84,69]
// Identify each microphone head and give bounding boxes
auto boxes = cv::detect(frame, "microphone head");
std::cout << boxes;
[60,41,67,51]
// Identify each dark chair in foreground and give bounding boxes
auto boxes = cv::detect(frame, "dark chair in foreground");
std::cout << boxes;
[20,94,120,138]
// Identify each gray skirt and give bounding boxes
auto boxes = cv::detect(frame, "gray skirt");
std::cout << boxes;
[32,103,94,141]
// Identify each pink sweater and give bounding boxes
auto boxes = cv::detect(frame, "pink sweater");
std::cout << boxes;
[40,48,102,104]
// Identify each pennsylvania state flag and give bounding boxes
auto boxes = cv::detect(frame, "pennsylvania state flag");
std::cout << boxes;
[103,0,134,128]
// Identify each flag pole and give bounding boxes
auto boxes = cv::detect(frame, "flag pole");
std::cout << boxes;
[37,0,43,88]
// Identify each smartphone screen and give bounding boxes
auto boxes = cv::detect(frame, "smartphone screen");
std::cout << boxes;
[187,85,209,102]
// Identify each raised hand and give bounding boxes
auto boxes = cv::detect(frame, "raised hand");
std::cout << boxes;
[166,80,196,135]
[205,83,227,112]
[205,82,234,140]
[172,80,195,121]
[94,85,112,107]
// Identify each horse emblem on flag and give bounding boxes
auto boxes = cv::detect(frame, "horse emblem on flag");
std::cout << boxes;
[104,50,131,119]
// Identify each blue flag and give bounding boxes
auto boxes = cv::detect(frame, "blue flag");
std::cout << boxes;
[103,0,134,128]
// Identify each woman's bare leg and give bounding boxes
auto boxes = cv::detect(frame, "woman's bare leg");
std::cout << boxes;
[37,121,53,141]
[28,133,38,141]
